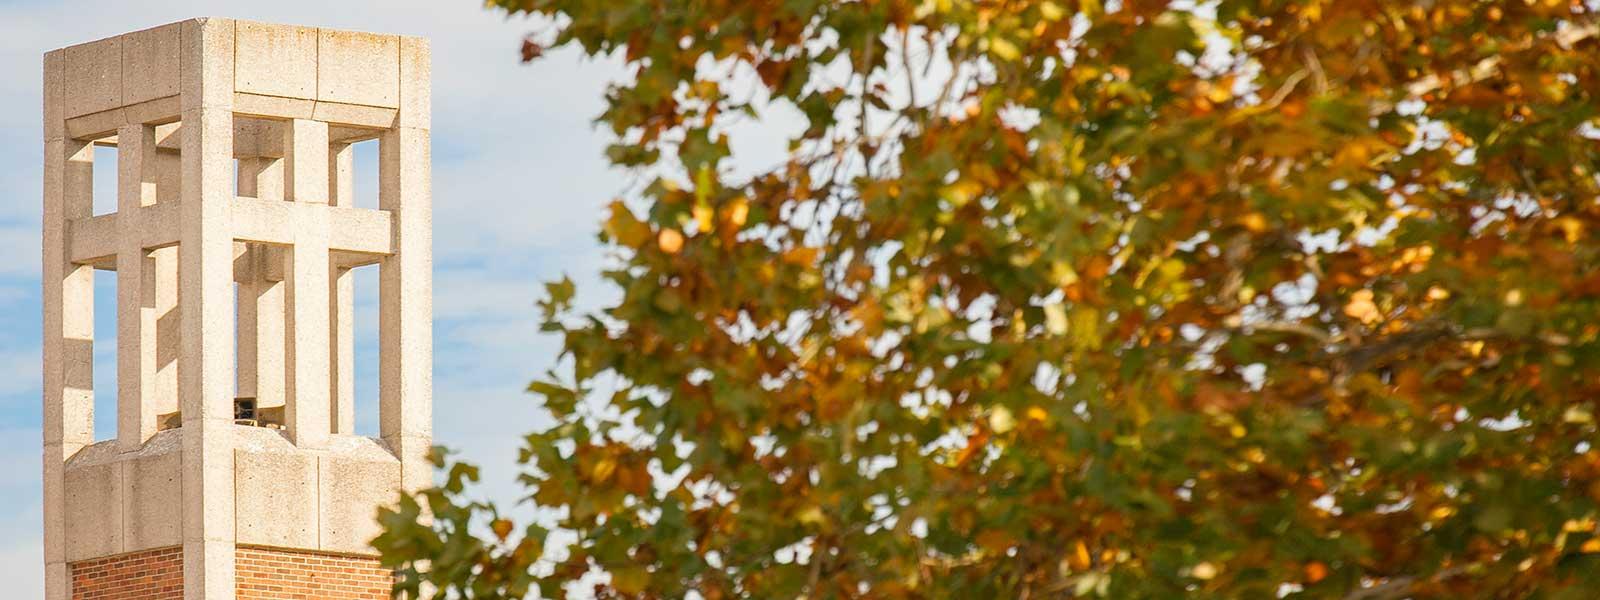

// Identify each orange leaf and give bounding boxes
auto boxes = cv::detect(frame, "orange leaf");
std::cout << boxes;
[1304,561,1328,583]
[658,229,685,254]
[491,518,514,541]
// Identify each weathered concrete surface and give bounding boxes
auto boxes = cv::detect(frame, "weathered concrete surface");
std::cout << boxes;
[44,18,431,600]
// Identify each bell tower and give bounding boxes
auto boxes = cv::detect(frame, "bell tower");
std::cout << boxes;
[42,19,432,600]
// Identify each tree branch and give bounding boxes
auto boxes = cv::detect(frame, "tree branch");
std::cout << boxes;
[1342,565,1468,600]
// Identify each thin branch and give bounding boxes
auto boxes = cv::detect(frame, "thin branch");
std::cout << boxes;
[1342,565,1469,600]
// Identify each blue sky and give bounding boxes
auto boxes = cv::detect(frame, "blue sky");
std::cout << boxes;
[0,1,666,594]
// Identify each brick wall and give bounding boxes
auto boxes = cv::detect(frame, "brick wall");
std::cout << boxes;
[235,545,394,600]
[70,546,184,600]
[66,544,392,599]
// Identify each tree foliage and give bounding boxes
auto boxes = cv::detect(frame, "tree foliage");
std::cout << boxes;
[376,0,1600,597]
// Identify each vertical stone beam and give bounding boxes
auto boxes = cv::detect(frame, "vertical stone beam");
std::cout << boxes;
[331,266,355,434]
[382,35,433,494]
[284,119,331,448]
[329,142,355,434]
[43,48,95,600]
[152,150,182,422]
[178,17,237,600]
[117,124,158,451]
[329,142,353,207]
[151,246,180,421]
[285,119,328,204]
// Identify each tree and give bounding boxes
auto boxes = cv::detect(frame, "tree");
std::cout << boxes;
[375,1,1600,597]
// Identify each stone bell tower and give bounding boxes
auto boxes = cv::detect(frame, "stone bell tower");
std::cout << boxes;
[42,19,432,600]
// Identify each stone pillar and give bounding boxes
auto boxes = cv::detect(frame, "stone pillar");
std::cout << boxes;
[331,265,356,434]
[42,47,96,600]
[380,35,433,493]
[151,245,180,421]
[283,118,331,448]
[178,18,238,600]
[116,123,159,452]
[329,141,356,435]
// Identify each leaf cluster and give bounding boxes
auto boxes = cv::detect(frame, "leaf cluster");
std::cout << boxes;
[379,1,1600,598]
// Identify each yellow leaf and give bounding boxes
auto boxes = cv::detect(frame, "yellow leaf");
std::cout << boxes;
[1239,212,1268,233]
[1044,302,1069,336]
[693,203,714,233]
[1069,306,1102,350]
[591,457,618,483]
[990,37,1021,62]
[1069,540,1092,570]
[604,201,651,248]
[1026,406,1049,423]
[1040,1,1065,21]
[1343,289,1381,325]
[724,197,749,228]
[1582,538,1600,553]
[989,406,1016,434]
[1563,406,1593,424]
[1555,216,1584,243]
[942,179,983,206]
[1050,260,1080,287]
[1189,562,1218,580]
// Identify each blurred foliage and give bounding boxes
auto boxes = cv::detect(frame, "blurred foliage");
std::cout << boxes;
[376,0,1600,597]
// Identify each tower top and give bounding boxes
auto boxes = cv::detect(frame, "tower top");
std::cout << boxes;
[43,18,431,600]
[49,18,430,141]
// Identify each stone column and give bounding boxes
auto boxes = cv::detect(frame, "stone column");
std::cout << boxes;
[151,245,180,421]
[42,48,96,600]
[152,149,182,423]
[331,265,355,434]
[380,35,433,495]
[329,141,355,434]
[178,18,238,600]
[284,118,331,448]
[117,123,159,452]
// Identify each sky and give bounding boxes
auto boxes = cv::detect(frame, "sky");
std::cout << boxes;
[0,1,668,594]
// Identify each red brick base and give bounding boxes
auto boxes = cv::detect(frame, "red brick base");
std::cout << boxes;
[67,545,392,600]
[235,546,394,600]
[70,546,184,600]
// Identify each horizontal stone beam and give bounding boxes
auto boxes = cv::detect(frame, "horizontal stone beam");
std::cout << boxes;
[232,197,392,256]
[71,102,387,148]
[68,203,180,266]
[70,200,391,269]
[233,94,399,130]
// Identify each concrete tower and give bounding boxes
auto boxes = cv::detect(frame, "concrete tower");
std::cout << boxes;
[42,19,432,600]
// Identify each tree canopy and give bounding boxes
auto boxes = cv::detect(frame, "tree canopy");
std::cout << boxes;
[376,0,1600,597]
